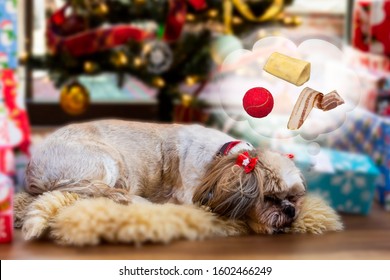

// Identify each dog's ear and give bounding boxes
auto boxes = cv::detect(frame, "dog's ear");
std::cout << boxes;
[299,172,307,191]
[193,152,263,219]
[193,184,214,208]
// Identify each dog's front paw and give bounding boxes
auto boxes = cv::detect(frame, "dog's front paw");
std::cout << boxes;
[22,217,48,240]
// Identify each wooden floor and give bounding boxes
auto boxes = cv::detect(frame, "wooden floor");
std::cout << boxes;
[1,203,390,260]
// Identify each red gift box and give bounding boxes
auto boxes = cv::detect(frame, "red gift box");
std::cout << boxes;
[0,70,31,158]
[0,174,13,243]
[173,104,209,123]
[352,0,371,53]
[352,0,390,57]
[0,214,13,243]
[371,0,390,56]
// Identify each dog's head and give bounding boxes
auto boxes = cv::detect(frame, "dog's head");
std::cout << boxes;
[192,149,306,234]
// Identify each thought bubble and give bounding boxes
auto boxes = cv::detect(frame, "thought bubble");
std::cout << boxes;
[216,36,361,142]
[307,142,321,156]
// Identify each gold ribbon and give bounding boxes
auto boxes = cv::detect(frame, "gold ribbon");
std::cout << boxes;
[233,0,284,22]
[223,0,234,34]
[224,0,284,34]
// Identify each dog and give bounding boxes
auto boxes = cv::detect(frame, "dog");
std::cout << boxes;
[24,120,306,234]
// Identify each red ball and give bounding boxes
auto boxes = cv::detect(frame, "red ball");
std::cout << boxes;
[242,87,274,118]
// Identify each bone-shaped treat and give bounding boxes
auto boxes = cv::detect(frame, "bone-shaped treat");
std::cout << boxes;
[263,52,311,86]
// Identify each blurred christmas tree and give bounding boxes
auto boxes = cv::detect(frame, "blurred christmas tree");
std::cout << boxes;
[24,0,295,121]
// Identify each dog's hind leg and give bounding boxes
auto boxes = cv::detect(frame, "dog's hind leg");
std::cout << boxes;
[25,139,134,204]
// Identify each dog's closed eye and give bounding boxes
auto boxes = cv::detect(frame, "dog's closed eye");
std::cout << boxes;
[264,195,280,203]
[265,193,302,203]
[286,194,304,203]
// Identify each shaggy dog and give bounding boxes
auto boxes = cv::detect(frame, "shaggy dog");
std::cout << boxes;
[24,120,306,234]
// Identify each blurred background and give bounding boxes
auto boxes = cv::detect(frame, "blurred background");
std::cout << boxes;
[1,0,389,218]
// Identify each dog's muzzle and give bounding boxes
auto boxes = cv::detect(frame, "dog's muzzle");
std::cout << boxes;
[283,205,295,218]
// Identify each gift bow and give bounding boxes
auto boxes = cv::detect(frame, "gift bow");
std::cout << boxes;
[236,152,258,173]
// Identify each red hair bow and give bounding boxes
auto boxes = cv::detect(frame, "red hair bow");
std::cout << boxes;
[236,152,258,173]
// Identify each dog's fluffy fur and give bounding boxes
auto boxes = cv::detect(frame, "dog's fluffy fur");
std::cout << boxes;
[25,120,307,234]
[14,191,343,246]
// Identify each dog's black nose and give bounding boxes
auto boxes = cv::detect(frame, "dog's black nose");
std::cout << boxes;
[283,205,295,218]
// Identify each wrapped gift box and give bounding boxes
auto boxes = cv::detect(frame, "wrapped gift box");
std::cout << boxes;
[370,0,390,56]
[344,45,390,74]
[376,94,390,116]
[321,109,384,159]
[377,166,390,210]
[343,47,390,114]
[352,0,390,57]
[0,0,17,70]
[304,149,380,215]
[376,77,390,117]
[317,108,390,210]
[0,173,13,243]
[277,145,380,215]
[174,103,210,124]
[352,0,371,53]
[375,117,390,210]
